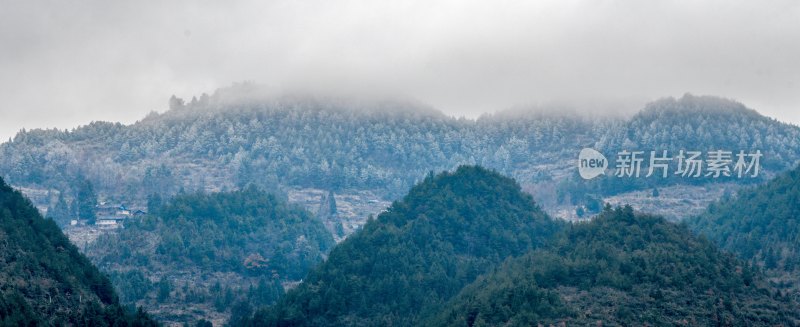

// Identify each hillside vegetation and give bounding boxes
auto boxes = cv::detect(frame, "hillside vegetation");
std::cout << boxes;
[248,166,562,326]
[688,165,800,295]
[86,187,334,324]
[0,177,157,326]
[3,90,798,209]
[428,206,799,325]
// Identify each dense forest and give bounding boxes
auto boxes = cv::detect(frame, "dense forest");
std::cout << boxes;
[2,88,799,210]
[85,187,334,324]
[0,177,157,326]
[4,88,800,325]
[245,166,563,326]
[556,95,800,205]
[687,164,800,296]
[236,166,799,326]
[427,206,799,325]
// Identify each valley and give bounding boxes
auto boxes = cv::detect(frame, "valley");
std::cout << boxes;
[4,3,798,325]
[3,93,800,326]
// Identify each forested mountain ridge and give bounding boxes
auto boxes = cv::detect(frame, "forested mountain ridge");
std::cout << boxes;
[605,95,800,169]
[245,166,563,326]
[543,95,800,211]
[0,177,157,326]
[3,88,798,218]
[426,206,799,326]
[687,164,800,295]
[4,90,610,199]
[85,187,334,325]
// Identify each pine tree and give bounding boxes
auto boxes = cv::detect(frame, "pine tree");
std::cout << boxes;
[76,179,97,224]
[47,191,72,227]
[157,277,171,303]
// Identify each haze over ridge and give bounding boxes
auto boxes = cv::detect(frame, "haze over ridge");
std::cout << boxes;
[2,0,799,140]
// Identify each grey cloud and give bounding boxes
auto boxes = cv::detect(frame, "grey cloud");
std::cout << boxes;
[1,0,799,140]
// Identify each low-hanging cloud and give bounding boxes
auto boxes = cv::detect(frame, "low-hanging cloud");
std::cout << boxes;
[1,0,799,140]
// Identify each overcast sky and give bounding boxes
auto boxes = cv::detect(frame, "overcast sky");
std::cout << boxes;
[1,0,799,141]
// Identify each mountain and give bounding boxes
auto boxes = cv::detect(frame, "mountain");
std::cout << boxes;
[607,94,800,168]
[246,166,563,326]
[84,186,334,325]
[427,206,799,326]
[0,177,157,326]
[0,90,471,201]
[687,165,800,294]
[0,91,625,204]
[2,89,799,223]
[557,94,800,216]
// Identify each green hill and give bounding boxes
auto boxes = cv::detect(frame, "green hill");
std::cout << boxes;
[86,186,334,324]
[688,165,800,293]
[559,94,800,204]
[0,177,156,326]
[428,206,799,326]
[247,166,563,326]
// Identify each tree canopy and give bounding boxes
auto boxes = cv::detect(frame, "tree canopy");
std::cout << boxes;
[687,164,800,295]
[246,166,562,326]
[428,206,799,325]
[0,177,157,326]
[86,186,334,324]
